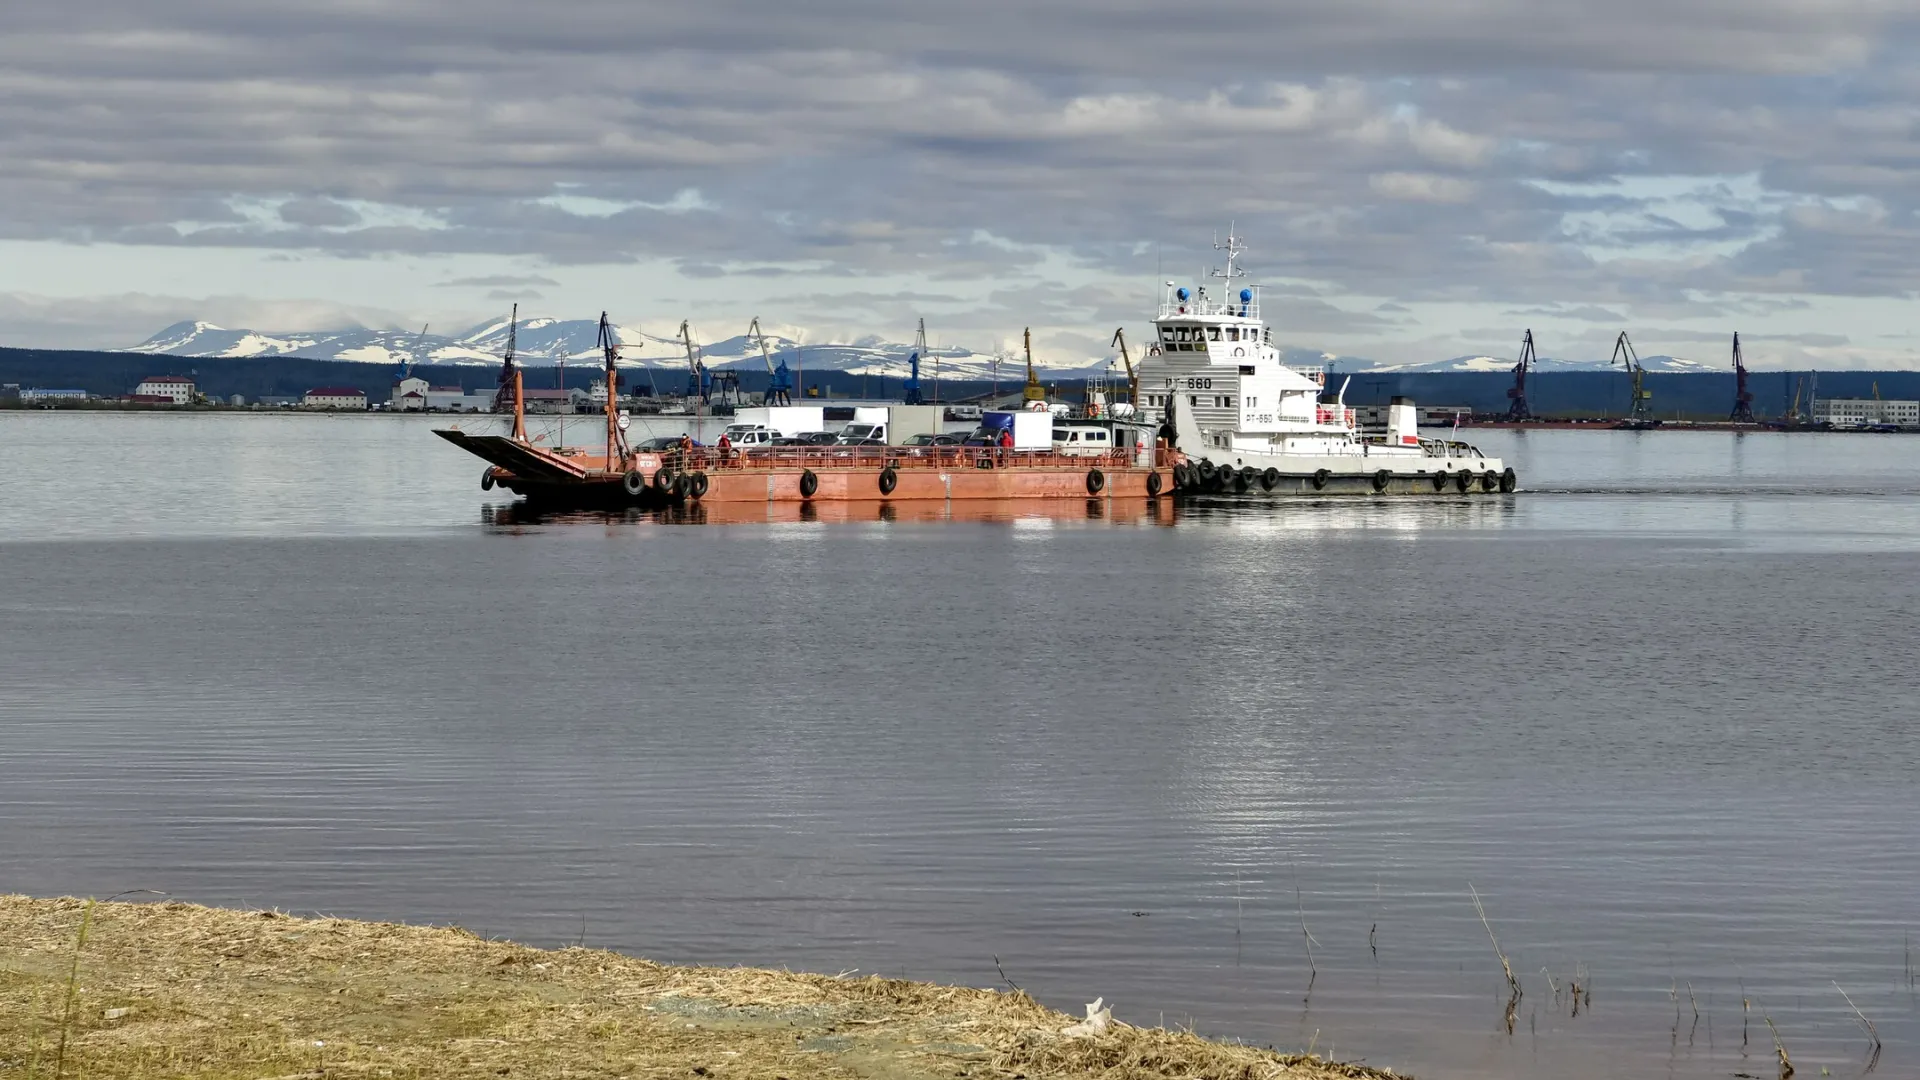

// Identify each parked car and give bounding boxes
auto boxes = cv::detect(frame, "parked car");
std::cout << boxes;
[902,432,960,447]
[635,435,684,452]
[795,431,842,445]
[959,428,1002,447]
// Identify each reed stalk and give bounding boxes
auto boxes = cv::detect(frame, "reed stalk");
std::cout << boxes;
[53,898,95,1079]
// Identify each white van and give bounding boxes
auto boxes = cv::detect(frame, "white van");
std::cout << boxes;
[1051,422,1116,457]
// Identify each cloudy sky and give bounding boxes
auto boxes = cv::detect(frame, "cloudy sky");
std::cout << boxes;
[5,0,1918,367]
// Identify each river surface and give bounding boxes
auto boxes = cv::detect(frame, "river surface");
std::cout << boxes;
[4,411,1917,1079]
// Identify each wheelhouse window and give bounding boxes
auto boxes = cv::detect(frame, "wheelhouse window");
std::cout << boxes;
[1208,327,1222,341]
[1176,327,1191,342]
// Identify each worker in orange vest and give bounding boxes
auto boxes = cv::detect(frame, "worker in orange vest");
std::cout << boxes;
[716,432,732,460]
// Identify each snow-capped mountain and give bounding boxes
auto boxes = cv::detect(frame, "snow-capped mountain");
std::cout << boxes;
[1353,353,1715,374]
[127,319,1110,379]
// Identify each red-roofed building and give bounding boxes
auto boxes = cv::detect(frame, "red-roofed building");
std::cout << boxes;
[303,386,369,410]
[133,375,196,405]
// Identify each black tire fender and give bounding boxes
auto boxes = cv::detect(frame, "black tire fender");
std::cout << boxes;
[652,467,673,492]
[1456,470,1474,493]
[1261,467,1280,491]
[1311,468,1331,491]
[1500,467,1518,493]
[1146,470,1163,496]
[1431,470,1449,492]
[689,471,709,499]
[799,469,818,498]
[1086,468,1106,494]
[1372,469,1393,492]
[1482,470,1500,492]
[878,466,898,495]
[622,469,645,496]
[481,470,496,491]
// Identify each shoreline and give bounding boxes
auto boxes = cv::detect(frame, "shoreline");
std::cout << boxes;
[1,895,1399,1079]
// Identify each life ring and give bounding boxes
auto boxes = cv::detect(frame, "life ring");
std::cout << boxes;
[878,466,898,495]
[1500,467,1518,493]
[1430,470,1449,492]
[481,469,495,491]
[1371,469,1392,493]
[1146,471,1163,496]
[1311,468,1331,491]
[689,471,709,499]
[652,467,673,492]
[1086,468,1106,494]
[1455,470,1474,493]
[622,469,645,496]
[798,469,818,498]
[1260,467,1279,491]
[1481,470,1500,492]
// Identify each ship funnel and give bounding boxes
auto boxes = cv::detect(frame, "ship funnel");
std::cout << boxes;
[1387,396,1419,447]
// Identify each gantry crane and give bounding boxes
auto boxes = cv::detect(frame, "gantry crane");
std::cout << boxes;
[903,319,927,405]
[1610,331,1656,427]
[1022,327,1045,403]
[1730,332,1756,423]
[1111,328,1139,404]
[750,318,792,406]
[1506,329,1537,422]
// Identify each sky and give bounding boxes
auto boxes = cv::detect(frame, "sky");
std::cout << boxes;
[4,0,1919,368]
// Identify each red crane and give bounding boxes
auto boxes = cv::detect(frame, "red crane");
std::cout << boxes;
[1730,332,1756,423]
[1505,329,1536,422]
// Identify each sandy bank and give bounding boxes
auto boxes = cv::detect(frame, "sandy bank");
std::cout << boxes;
[1,896,1399,1079]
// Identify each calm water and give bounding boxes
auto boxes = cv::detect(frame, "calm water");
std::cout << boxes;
[4,411,1918,1079]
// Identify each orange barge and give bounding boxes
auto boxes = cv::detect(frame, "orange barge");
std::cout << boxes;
[437,312,1176,509]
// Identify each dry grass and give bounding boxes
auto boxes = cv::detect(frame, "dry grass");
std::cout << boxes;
[0,895,1404,1080]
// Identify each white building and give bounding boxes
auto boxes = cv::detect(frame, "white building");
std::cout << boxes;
[133,376,196,404]
[392,376,430,410]
[20,387,89,404]
[303,386,370,410]
[1813,398,1920,428]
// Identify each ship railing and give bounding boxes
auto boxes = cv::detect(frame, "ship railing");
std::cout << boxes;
[1157,296,1261,320]
[681,446,1137,471]
[1313,406,1356,427]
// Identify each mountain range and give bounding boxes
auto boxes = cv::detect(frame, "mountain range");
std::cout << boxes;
[127,319,1715,378]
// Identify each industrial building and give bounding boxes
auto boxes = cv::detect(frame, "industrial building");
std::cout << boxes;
[20,388,89,404]
[132,376,196,404]
[1812,398,1920,428]
[303,386,370,410]
[391,376,493,412]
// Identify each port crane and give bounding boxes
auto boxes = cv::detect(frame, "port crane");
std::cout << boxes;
[1111,328,1140,404]
[1610,331,1655,425]
[749,318,792,405]
[902,318,927,405]
[1021,327,1046,403]
[394,323,429,388]
[679,321,711,408]
[1730,332,1756,422]
[1505,329,1537,422]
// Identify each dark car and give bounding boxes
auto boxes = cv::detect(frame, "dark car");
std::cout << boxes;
[636,435,692,452]
[959,428,1004,447]
[902,432,960,447]
[794,431,842,445]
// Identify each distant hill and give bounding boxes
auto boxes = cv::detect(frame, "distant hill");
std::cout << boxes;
[125,319,1100,381]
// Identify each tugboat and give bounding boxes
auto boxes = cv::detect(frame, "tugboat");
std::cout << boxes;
[1134,230,1518,495]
